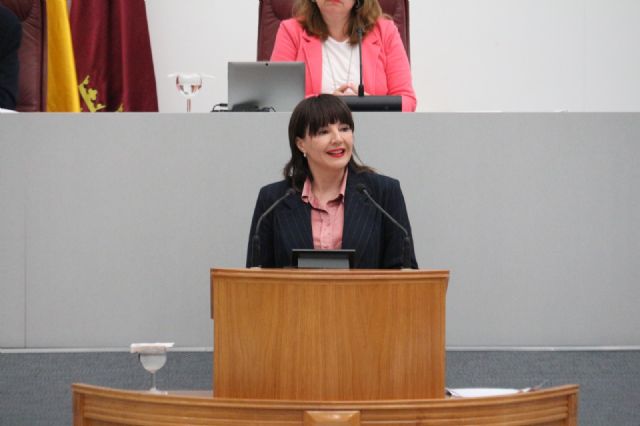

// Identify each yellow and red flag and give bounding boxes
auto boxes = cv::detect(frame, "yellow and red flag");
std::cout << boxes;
[46,0,81,112]
[70,0,158,112]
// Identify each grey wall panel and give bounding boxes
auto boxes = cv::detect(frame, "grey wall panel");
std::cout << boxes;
[358,114,640,346]
[0,113,638,348]
[0,138,26,347]
[19,114,289,348]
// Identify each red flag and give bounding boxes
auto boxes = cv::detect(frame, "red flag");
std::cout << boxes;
[70,0,158,112]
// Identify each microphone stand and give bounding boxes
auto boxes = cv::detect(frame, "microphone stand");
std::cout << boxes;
[251,189,295,267]
[357,27,365,97]
[356,184,413,269]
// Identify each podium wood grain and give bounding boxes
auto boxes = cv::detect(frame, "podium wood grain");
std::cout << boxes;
[211,269,448,400]
[72,383,579,426]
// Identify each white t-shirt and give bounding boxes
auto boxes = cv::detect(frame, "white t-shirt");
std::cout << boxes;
[321,37,360,95]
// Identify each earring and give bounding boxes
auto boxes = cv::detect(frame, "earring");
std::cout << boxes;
[303,152,307,158]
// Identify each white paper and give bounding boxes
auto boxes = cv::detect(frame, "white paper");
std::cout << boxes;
[447,388,520,398]
[130,342,174,354]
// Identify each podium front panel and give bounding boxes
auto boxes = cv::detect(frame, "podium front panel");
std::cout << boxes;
[211,269,448,401]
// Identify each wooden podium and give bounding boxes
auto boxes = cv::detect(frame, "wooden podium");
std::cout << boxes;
[73,267,580,425]
[210,268,449,400]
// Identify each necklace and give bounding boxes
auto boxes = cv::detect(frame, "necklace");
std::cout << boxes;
[323,39,354,92]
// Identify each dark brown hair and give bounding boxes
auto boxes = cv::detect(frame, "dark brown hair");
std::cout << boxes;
[292,0,384,45]
[284,94,373,190]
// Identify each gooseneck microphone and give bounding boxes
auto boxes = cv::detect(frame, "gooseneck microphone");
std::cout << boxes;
[355,183,413,269]
[251,188,295,268]
[357,27,365,97]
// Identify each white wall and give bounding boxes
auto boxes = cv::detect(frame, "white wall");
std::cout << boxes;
[145,0,258,113]
[145,0,640,112]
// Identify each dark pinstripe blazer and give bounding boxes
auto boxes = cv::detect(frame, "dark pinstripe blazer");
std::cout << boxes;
[246,169,418,269]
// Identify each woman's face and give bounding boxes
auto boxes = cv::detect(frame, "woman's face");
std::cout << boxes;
[315,0,357,23]
[296,121,354,178]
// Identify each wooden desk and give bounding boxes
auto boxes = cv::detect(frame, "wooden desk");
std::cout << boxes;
[72,383,579,425]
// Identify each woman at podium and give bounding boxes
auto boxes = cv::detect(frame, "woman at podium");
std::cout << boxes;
[247,94,417,268]
[270,0,416,112]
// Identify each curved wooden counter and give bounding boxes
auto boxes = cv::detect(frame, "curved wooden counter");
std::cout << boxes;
[73,383,578,425]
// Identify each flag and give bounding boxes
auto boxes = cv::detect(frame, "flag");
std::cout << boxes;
[70,0,158,112]
[46,0,81,112]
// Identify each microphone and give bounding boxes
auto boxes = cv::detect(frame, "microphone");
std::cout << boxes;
[356,183,413,269]
[251,188,295,268]
[357,27,365,97]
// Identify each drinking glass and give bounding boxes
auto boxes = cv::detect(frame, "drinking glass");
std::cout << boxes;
[130,342,173,393]
[139,352,167,393]
[172,73,202,112]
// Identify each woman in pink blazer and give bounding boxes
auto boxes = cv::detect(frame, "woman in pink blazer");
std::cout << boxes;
[271,0,417,112]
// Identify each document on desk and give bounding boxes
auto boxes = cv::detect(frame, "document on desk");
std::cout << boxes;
[447,388,520,397]
[447,380,548,397]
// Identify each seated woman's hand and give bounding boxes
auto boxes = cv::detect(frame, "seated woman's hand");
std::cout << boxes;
[332,83,369,97]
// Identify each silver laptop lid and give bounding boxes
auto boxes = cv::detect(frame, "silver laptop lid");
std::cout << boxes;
[227,62,305,112]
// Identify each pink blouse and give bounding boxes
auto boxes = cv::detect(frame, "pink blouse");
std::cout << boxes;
[301,170,348,249]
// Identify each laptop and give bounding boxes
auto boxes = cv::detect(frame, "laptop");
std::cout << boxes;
[291,249,355,269]
[227,62,305,112]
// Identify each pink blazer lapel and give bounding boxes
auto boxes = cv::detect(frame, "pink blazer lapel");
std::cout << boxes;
[301,31,323,95]
[362,30,382,93]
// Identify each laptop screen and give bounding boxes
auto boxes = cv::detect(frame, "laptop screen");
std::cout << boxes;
[227,62,305,112]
